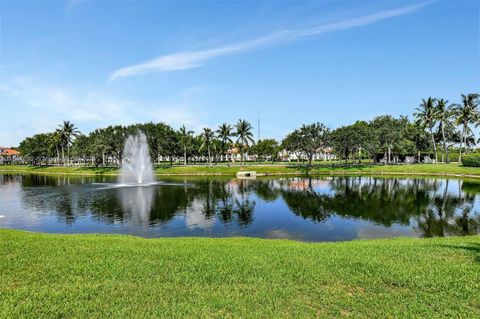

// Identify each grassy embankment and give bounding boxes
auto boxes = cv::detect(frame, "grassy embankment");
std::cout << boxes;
[0,229,479,318]
[0,163,479,178]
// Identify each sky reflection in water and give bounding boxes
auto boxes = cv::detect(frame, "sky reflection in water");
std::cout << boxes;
[0,174,479,241]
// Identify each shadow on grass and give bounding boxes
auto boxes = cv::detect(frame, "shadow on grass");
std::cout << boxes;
[442,243,480,264]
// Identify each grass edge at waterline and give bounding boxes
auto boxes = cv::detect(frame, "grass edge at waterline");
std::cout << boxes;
[1,229,479,318]
[1,163,480,178]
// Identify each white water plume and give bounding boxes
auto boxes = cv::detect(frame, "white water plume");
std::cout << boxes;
[119,132,154,185]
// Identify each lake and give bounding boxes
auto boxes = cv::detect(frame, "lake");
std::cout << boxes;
[1,174,479,241]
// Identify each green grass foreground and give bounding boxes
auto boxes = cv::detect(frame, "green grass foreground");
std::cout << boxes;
[1,163,480,177]
[1,230,479,318]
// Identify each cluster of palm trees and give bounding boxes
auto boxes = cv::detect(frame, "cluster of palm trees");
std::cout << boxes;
[189,119,256,166]
[46,121,80,166]
[15,92,479,167]
[414,93,479,163]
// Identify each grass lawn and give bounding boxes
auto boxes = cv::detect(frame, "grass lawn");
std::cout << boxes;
[0,229,479,318]
[1,163,480,178]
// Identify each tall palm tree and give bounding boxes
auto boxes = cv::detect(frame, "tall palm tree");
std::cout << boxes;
[178,125,193,166]
[434,99,453,163]
[59,121,80,166]
[199,128,215,166]
[452,93,479,161]
[234,119,255,166]
[47,130,63,165]
[216,123,233,163]
[414,97,438,163]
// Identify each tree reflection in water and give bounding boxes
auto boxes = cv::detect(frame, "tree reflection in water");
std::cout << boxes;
[279,176,479,237]
[2,174,479,239]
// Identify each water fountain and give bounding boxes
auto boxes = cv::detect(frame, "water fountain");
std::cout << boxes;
[119,132,155,185]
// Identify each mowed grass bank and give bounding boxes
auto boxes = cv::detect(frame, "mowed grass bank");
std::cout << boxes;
[1,229,479,318]
[1,163,480,177]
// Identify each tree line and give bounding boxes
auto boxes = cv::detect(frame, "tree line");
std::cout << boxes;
[16,93,479,166]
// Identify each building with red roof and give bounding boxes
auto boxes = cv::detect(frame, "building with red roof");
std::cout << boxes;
[0,147,21,164]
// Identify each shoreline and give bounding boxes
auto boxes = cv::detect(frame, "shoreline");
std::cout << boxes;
[1,164,480,179]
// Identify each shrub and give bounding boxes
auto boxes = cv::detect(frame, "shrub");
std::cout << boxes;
[461,154,480,167]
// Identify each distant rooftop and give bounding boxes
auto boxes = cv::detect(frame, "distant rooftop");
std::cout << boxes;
[0,147,20,156]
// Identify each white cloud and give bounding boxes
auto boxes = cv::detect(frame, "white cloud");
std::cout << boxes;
[0,77,206,146]
[110,1,432,81]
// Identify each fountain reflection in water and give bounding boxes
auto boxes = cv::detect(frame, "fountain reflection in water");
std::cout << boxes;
[120,132,154,185]
[119,187,154,225]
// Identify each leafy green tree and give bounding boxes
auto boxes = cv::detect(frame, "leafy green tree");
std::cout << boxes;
[234,119,255,165]
[330,121,376,163]
[282,130,303,163]
[452,93,479,161]
[414,97,438,162]
[330,125,356,163]
[18,133,51,165]
[139,122,179,164]
[296,122,329,165]
[352,121,377,161]
[89,128,109,166]
[371,115,405,163]
[407,121,431,162]
[251,139,279,163]
[71,134,91,164]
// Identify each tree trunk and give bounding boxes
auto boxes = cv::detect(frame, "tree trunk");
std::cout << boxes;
[61,145,65,166]
[183,147,187,166]
[56,146,60,166]
[441,124,449,163]
[459,124,466,162]
[430,128,437,163]
[67,144,70,166]
[208,146,212,167]
[241,142,245,166]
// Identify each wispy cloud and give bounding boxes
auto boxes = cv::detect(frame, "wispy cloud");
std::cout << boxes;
[0,77,207,145]
[110,1,432,81]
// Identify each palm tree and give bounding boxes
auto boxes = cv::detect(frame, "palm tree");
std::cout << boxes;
[415,97,438,163]
[178,125,193,166]
[434,99,453,163]
[452,93,479,161]
[199,128,215,166]
[47,130,62,165]
[216,123,233,163]
[59,121,80,166]
[234,119,255,166]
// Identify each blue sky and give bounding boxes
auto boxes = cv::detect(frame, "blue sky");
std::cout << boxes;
[0,0,478,146]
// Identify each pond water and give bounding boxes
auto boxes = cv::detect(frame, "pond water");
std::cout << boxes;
[1,174,479,241]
